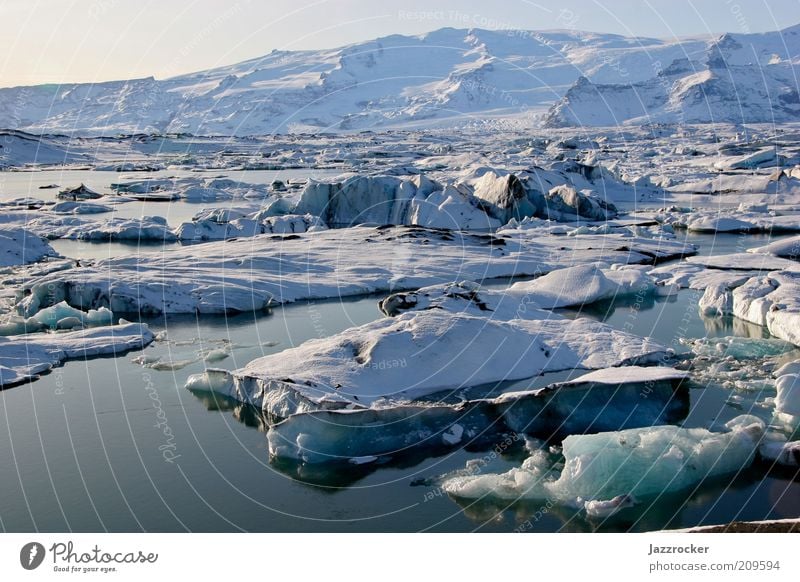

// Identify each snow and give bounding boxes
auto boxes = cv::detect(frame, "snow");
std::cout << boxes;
[441,415,765,512]
[0,322,154,387]
[19,226,694,316]
[0,227,57,267]
[187,308,669,417]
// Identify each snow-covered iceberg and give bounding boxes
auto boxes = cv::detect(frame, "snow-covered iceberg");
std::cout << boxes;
[186,309,669,417]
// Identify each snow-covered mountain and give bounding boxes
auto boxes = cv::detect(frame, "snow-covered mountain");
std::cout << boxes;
[544,25,800,127]
[0,25,798,136]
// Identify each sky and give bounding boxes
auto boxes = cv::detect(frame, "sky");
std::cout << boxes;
[0,0,798,87]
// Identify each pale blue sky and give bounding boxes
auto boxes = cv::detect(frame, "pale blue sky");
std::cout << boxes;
[0,0,798,87]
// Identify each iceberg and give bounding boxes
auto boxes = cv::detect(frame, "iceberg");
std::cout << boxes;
[379,265,654,316]
[775,373,800,417]
[748,235,800,259]
[506,264,653,309]
[441,415,765,513]
[186,309,670,417]
[27,300,114,331]
[50,201,113,215]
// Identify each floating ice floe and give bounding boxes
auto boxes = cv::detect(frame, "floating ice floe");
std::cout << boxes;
[0,227,57,267]
[0,322,154,387]
[186,308,670,417]
[265,366,689,463]
[19,225,695,316]
[440,415,765,515]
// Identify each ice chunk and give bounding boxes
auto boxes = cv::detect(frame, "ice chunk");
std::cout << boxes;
[544,185,618,221]
[200,310,669,416]
[584,494,637,518]
[0,322,154,387]
[174,214,326,242]
[378,280,552,320]
[441,415,765,509]
[493,366,688,437]
[57,184,102,200]
[380,266,654,317]
[748,235,800,259]
[25,215,177,242]
[29,301,114,330]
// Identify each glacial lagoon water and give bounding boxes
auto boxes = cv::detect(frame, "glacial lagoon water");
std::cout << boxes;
[0,183,798,531]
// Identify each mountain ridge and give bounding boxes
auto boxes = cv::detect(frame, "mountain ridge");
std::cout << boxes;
[1,24,798,135]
